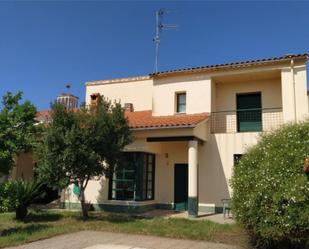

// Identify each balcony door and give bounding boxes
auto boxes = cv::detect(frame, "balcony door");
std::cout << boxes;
[237,93,262,132]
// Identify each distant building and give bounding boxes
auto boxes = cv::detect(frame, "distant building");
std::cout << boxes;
[6,91,79,182]
[56,93,79,110]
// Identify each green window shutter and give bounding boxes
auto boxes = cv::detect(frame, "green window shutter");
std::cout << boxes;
[237,93,262,132]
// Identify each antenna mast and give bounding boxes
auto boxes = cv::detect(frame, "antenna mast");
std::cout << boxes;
[65,83,71,94]
[153,9,177,73]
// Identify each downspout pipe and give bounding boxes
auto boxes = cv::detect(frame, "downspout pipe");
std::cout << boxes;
[291,59,297,122]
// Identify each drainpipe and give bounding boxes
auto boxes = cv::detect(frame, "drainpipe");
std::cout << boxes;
[291,59,297,122]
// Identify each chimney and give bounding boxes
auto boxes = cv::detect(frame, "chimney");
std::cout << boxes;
[90,93,100,106]
[124,103,134,112]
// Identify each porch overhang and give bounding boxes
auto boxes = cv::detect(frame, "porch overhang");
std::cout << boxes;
[133,119,209,142]
[126,110,209,141]
[146,136,196,142]
[124,111,209,153]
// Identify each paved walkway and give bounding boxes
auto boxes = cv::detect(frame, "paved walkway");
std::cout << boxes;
[129,210,235,225]
[7,231,245,249]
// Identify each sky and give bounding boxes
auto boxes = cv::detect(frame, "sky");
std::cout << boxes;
[1,0,309,110]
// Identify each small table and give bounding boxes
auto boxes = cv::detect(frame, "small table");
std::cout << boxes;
[222,198,231,218]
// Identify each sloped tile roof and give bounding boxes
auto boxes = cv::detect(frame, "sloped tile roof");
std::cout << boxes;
[125,110,209,129]
[36,110,209,129]
[84,54,308,85]
[151,53,308,76]
[36,110,51,123]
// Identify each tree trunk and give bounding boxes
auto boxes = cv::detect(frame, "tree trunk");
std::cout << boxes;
[16,205,28,220]
[79,188,88,219]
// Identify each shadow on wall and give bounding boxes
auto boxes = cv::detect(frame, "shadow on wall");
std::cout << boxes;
[199,134,230,209]
[153,73,210,86]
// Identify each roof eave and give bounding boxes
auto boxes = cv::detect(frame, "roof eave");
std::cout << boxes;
[130,124,197,131]
[150,54,309,78]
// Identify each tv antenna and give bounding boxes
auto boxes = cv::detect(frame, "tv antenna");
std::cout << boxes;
[65,83,71,94]
[153,9,178,73]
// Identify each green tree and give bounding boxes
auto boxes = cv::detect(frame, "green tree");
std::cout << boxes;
[231,122,309,249]
[35,98,132,218]
[0,92,37,176]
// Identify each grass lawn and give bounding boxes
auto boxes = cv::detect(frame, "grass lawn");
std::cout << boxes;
[0,210,248,248]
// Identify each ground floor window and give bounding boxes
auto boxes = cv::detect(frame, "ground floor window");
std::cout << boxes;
[234,154,243,165]
[109,152,155,201]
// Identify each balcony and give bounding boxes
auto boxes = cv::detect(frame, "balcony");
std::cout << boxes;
[210,108,283,134]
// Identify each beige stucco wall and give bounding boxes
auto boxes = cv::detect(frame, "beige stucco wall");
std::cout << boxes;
[294,65,309,121]
[199,133,260,206]
[64,132,260,209]
[62,140,189,206]
[70,59,309,211]
[281,64,309,122]
[152,74,212,116]
[212,77,283,133]
[214,77,282,111]
[85,78,153,111]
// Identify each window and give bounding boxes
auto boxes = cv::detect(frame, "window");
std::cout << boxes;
[176,92,186,113]
[236,93,262,132]
[234,154,243,166]
[109,152,155,201]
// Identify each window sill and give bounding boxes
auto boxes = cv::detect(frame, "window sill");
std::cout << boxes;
[174,112,186,115]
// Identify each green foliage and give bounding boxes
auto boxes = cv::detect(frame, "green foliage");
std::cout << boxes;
[0,181,18,212]
[231,122,309,249]
[35,97,132,218]
[0,179,44,220]
[0,92,37,176]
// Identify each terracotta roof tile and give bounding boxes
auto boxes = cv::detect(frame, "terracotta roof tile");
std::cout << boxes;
[35,110,209,129]
[36,110,51,123]
[151,53,308,77]
[125,110,209,129]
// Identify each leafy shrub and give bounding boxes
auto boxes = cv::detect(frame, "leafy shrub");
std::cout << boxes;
[12,179,45,220]
[231,122,309,249]
[0,181,19,212]
[0,179,44,220]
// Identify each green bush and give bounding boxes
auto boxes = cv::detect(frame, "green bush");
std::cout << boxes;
[0,181,18,212]
[0,179,44,220]
[231,122,309,249]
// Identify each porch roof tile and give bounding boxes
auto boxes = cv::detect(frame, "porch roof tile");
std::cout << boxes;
[125,110,209,129]
[36,110,210,129]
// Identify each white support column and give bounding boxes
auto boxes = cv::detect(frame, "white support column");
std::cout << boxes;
[188,140,198,217]
[281,67,296,123]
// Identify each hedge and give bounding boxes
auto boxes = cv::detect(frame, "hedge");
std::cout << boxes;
[231,122,309,249]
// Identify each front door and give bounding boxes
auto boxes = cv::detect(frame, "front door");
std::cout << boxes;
[174,164,188,211]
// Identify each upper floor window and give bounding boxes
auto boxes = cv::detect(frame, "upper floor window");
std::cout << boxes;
[176,92,186,113]
[236,92,262,132]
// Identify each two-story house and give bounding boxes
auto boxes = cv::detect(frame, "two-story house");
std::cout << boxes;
[62,54,309,217]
